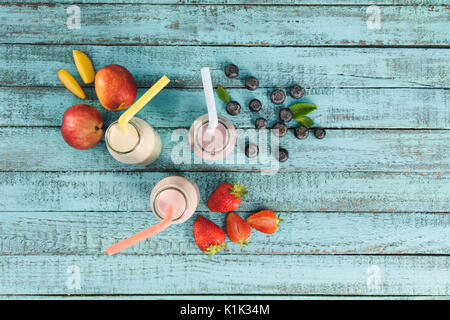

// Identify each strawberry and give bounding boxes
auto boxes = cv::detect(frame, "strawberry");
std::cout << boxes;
[207,181,247,213]
[246,210,282,234]
[226,212,251,247]
[193,216,226,257]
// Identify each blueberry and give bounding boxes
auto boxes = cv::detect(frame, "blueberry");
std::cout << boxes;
[279,108,293,122]
[226,101,241,116]
[245,143,259,158]
[313,127,326,139]
[271,122,287,137]
[255,118,268,129]
[294,126,309,140]
[224,64,239,79]
[270,89,286,105]
[248,99,262,112]
[290,85,305,99]
[245,77,259,91]
[274,147,289,162]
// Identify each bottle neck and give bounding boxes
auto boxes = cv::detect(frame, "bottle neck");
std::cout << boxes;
[152,186,189,222]
[106,119,142,154]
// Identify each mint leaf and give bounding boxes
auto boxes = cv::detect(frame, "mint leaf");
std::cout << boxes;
[294,115,314,128]
[217,85,230,103]
[290,103,317,117]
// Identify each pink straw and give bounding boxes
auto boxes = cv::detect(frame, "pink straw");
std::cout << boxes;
[106,206,173,256]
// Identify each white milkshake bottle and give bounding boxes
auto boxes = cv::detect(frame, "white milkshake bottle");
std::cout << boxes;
[106,117,161,165]
[105,76,169,165]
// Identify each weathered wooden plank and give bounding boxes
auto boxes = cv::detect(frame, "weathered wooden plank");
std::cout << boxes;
[2,1,447,5]
[1,4,448,46]
[0,172,447,212]
[1,254,449,295]
[1,127,449,172]
[1,211,449,255]
[1,45,448,88]
[1,87,449,129]
[2,295,450,300]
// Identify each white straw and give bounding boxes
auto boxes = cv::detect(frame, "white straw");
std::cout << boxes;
[200,67,218,132]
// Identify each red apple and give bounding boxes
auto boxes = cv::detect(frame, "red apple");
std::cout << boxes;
[95,64,137,112]
[61,104,103,150]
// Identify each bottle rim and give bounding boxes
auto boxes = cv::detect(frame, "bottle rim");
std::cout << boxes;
[191,115,235,156]
[152,186,189,222]
[105,119,141,154]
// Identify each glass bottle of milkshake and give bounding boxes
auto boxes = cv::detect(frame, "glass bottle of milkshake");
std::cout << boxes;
[189,114,236,161]
[105,76,170,166]
[150,176,200,224]
[105,117,162,165]
[189,67,236,161]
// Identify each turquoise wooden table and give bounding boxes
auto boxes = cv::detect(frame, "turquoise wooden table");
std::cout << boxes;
[0,1,449,299]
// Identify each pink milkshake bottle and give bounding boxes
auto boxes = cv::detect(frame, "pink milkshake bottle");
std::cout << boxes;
[150,176,200,224]
[106,176,199,256]
[189,68,236,161]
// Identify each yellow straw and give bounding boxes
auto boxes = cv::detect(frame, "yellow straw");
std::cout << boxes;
[118,75,170,135]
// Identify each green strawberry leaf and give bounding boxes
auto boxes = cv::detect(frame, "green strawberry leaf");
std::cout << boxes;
[217,85,230,103]
[294,115,314,128]
[206,242,226,257]
[289,103,317,117]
